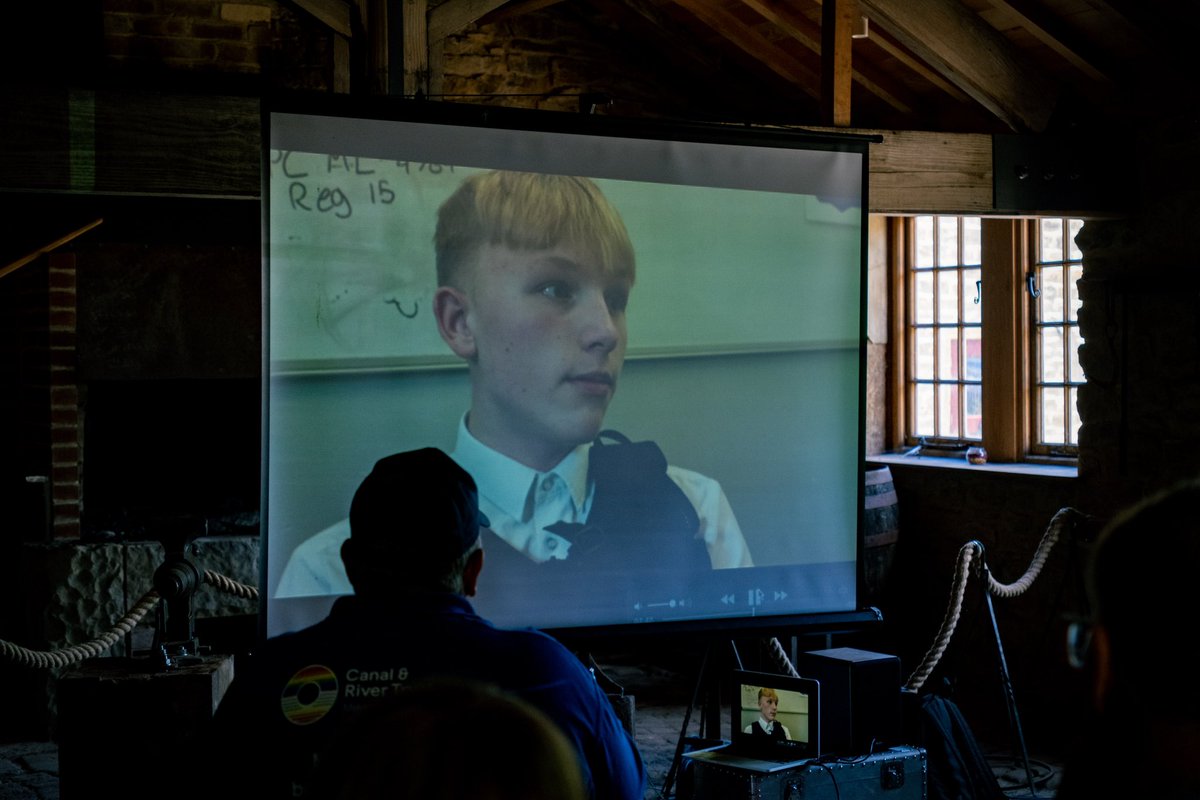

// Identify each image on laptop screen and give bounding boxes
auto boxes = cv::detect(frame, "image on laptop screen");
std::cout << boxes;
[731,669,821,760]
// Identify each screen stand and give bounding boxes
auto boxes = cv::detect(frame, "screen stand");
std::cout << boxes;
[979,552,1038,798]
[661,639,742,799]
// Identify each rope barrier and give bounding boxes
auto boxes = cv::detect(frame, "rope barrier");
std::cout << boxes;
[0,571,259,671]
[903,507,1084,692]
[765,636,801,678]
[202,569,260,601]
[4,506,1081,682]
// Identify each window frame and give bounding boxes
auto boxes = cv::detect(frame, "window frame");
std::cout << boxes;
[890,216,1081,464]
[1027,218,1084,458]
[904,215,984,445]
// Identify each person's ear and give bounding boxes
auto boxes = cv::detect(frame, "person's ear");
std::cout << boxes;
[434,286,477,360]
[1091,624,1114,712]
[462,546,484,597]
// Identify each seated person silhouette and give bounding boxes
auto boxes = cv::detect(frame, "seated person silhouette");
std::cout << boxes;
[1056,476,1200,800]
[743,687,791,741]
[305,677,587,800]
[213,448,645,799]
[277,171,751,598]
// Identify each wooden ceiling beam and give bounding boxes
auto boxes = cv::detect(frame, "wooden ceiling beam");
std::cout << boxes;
[857,0,1058,132]
[737,0,917,114]
[670,0,822,100]
[810,126,993,213]
[428,0,511,41]
[589,0,754,85]
[403,0,429,97]
[289,0,353,37]
[811,0,974,104]
[1082,0,1194,73]
[986,0,1116,86]
[2,87,998,215]
[848,19,972,103]
[821,0,856,126]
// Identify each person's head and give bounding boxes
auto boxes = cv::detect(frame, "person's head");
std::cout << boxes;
[757,687,779,720]
[433,171,636,471]
[306,678,587,800]
[1085,476,1200,720]
[340,448,490,599]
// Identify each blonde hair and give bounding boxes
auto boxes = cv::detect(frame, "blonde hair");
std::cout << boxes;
[434,170,635,289]
[758,687,779,703]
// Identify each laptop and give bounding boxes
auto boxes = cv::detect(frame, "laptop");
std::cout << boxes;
[686,669,822,773]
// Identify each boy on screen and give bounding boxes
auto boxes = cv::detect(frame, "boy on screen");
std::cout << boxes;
[277,171,751,597]
[744,687,792,740]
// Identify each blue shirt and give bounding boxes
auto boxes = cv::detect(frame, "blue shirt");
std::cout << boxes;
[210,593,646,800]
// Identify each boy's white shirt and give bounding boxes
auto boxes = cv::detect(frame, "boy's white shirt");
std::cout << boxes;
[274,416,753,598]
[743,717,792,739]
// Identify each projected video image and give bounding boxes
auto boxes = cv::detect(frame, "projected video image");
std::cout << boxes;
[739,683,811,744]
[264,103,866,636]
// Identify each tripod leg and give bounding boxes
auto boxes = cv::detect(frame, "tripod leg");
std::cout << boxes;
[661,643,712,799]
[983,579,1038,797]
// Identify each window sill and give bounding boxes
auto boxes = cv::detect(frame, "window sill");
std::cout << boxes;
[867,451,1077,479]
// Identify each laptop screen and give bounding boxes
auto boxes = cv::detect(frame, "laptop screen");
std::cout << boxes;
[730,670,821,760]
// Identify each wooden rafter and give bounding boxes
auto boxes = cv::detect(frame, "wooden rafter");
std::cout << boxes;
[857,19,973,103]
[590,0,742,78]
[429,0,511,40]
[740,0,916,115]
[821,0,856,126]
[290,0,352,37]
[1,218,103,281]
[986,0,1116,86]
[669,0,822,100]
[858,0,1058,132]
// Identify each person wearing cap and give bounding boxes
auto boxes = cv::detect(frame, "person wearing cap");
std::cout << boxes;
[208,448,645,800]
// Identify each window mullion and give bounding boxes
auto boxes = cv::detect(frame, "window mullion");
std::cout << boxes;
[980,218,1029,461]
[888,217,907,451]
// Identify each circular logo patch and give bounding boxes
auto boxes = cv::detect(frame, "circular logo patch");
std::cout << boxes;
[280,664,339,726]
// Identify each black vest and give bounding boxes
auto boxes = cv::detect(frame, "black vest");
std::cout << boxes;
[749,721,788,741]
[481,431,712,577]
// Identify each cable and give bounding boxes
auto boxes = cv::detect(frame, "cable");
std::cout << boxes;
[0,570,259,670]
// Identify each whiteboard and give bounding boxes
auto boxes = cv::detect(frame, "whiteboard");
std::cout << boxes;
[267,151,861,373]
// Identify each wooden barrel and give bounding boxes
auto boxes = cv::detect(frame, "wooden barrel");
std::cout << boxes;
[863,466,900,605]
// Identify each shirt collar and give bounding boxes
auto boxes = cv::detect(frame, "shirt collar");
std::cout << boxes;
[450,415,591,520]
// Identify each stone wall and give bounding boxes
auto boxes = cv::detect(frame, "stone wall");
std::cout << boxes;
[2,536,257,738]
[1076,115,1200,514]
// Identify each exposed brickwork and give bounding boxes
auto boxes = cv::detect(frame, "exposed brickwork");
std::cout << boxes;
[102,0,329,88]
[47,255,81,540]
[437,3,787,120]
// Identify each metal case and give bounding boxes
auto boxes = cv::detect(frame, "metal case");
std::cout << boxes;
[687,745,926,800]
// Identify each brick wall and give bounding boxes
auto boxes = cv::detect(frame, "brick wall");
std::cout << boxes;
[102,0,331,89]
[439,3,802,120]
[48,255,82,540]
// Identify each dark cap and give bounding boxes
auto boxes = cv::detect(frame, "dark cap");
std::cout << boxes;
[349,449,490,560]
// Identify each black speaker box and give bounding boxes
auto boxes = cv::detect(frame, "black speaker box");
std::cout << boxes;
[795,647,901,756]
